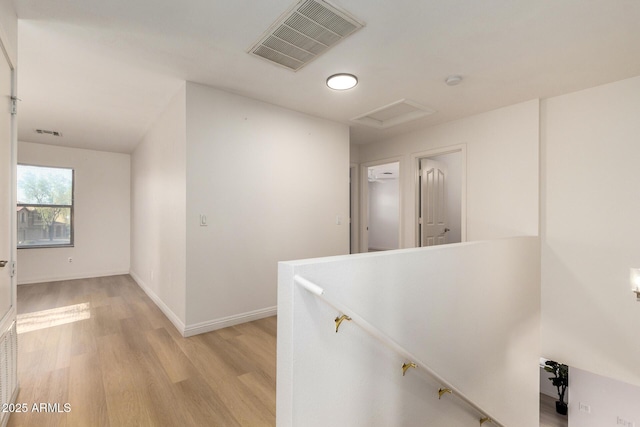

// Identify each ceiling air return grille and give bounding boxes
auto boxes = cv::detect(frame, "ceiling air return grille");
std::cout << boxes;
[351,99,437,129]
[35,129,62,137]
[249,0,365,71]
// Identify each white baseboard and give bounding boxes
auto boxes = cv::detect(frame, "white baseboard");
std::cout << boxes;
[183,306,277,337]
[129,271,186,335]
[367,247,395,252]
[129,272,277,338]
[17,270,130,285]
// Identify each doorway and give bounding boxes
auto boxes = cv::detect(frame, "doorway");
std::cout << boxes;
[364,161,400,252]
[415,146,465,247]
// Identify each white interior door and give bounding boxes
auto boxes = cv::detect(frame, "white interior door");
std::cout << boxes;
[0,48,12,316]
[420,159,448,246]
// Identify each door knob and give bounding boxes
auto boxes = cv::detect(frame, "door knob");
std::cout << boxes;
[0,260,8,268]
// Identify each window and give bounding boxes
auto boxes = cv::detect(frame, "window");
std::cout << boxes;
[17,165,74,248]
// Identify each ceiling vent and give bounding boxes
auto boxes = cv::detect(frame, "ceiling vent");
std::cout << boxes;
[35,129,62,137]
[351,99,437,129]
[249,0,365,71]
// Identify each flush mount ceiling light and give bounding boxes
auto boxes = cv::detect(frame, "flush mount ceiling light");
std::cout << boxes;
[445,75,463,86]
[326,73,358,90]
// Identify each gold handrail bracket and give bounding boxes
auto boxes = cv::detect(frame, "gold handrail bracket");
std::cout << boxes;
[296,275,505,427]
[334,314,352,333]
[438,388,452,399]
[401,362,417,376]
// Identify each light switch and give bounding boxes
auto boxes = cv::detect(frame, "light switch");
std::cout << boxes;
[200,214,207,226]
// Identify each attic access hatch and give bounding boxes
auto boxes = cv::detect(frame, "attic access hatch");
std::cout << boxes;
[248,0,365,71]
[351,99,437,129]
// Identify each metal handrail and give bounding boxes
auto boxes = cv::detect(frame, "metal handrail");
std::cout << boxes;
[294,275,504,427]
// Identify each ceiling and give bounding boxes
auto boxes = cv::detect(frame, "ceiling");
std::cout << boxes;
[12,0,640,153]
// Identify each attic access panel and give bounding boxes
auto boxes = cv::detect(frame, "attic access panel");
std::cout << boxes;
[249,0,365,71]
[351,99,437,129]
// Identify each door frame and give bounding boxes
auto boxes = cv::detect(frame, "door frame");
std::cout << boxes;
[0,32,17,329]
[349,163,359,254]
[360,156,403,252]
[412,144,467,247]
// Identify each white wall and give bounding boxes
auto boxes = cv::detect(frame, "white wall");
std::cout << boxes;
[357,100,540,246]
[17,142,130,284]
[130,84,186,328]
[0,0,17,67]
[350,142,361,164]
[568,367,640,427]
[278,237,541,427]
[184,82,349,332]
[368,178,399,250]
[541,75,640,386]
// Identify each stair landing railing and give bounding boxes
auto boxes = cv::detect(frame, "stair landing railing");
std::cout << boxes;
[294,275,504,427]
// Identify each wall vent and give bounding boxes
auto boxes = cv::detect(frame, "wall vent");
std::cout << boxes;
[0,321,18,427]
[249,0,365,71]
[351,99,437,129]
[35,129,62,137]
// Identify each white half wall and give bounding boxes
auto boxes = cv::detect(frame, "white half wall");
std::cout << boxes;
[357,99,540,246]
[130,84,187,329]
[184,82,349,329]
[278,237,541,427]
[17,142,130,284]
[541,75,640,386]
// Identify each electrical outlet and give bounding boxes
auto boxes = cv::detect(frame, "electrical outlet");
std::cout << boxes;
[68,257,73,263]
[579,402,591,413]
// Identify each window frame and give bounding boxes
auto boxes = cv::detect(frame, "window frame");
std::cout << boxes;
[17,164,75,249]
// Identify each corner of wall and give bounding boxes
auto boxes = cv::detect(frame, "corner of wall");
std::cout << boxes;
[540,76,640,386]
[183,83,349,328]
[130,271,186,336]
[182,306,277,337]
[130,80,187,329]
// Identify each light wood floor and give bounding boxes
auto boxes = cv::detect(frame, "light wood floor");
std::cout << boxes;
[540,393,568,427]
[9,275,276,427]
[9,274,565,426]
